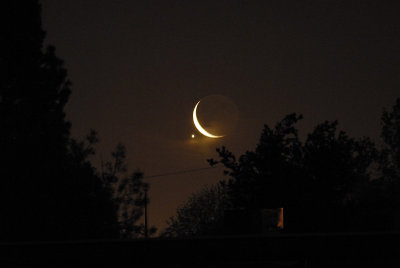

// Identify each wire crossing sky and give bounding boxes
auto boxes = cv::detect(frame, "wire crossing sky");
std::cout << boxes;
[144,166,223,179]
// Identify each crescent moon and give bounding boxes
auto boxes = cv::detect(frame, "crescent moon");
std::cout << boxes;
[193,101,224,138]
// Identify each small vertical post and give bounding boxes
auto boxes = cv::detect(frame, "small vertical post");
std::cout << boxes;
[144,189,148,238]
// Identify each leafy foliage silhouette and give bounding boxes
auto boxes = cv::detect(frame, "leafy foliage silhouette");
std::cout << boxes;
[380,98,400,183]
[0,1,150,241]
[209,114,377,233]
[167,112,393,236]
[102,144,156,238]
[361,97,400,230]
[163,184,230,237]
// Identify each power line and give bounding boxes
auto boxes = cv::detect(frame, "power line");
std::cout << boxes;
[143,165,223,179]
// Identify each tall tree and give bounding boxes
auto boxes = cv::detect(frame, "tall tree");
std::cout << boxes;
[295,120,376,232]
[209,114,304,210]
[302,121,376,206]
[209,114,376,233]
[102,144,156,238]
[380,98,400,183]
[364,97,400,231]
[0,1,119,240]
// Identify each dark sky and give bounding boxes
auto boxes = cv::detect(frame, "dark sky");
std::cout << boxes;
[41,0,400,232]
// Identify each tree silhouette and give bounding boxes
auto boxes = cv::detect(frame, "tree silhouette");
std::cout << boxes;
[357,97,400,231]
[102,144,156,238]
[0,1,119,241]
[302,121,376,205]
[208,114,377,233]
[163,183,230,237]
[380,98,400,183]
[296,120,376,232]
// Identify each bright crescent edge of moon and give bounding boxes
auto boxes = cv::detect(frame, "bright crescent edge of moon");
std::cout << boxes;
[193,101,224,138]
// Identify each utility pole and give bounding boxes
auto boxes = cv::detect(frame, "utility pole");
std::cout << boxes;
[144,188,148,238]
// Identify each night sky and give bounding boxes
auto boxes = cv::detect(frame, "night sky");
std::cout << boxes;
[41,0,400,232]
